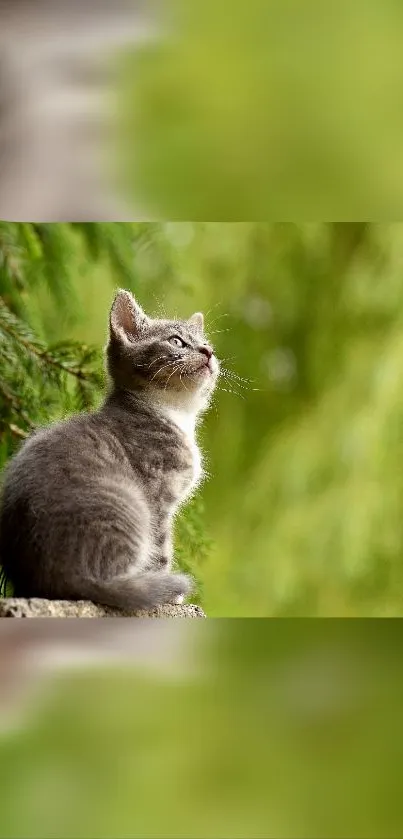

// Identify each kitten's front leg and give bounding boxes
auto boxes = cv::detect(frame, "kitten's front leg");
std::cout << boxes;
[153,521,174,571]
[153,519,186,604]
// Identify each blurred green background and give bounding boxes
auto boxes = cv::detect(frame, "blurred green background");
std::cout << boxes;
[118,0,403,219]
[2,221,403,616]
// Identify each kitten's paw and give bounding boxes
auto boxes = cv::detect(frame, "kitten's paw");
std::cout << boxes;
[174,594,185,605]
[146,571,193,607]
[164,572,193,604]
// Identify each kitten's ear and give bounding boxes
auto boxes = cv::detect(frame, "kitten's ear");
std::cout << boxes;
[109,290,149,343]
[188,312,204,335]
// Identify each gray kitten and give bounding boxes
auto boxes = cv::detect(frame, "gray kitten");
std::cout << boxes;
[0,290,219,611]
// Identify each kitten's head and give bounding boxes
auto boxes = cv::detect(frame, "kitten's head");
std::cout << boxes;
[106,290,219,411]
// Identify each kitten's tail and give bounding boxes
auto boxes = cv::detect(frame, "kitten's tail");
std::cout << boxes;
[75,571,192,613]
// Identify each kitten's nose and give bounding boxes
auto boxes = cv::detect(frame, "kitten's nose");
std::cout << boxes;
[199,345,213,361]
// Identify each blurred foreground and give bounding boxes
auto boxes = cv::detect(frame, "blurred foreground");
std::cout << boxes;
[0,0,156,220]
[3,2,403,218]
[1,619,403,839]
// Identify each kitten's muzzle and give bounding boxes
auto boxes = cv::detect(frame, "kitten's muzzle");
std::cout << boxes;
[199,344,213,361]
[194,356,217,376]
[198,344,215,373]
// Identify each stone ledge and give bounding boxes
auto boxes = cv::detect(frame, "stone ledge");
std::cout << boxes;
[0,597,206,618]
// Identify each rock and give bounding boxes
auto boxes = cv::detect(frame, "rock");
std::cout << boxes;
[0,598,206,619]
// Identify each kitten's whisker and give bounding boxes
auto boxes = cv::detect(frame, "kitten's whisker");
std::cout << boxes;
[179,370,191,394]
[149,360,179,384]
[204,301,225,321]
[147,355,169,369]
[206,312,230,329]
[217,385,246,401]
[164,364,182,391]
[219,355,237,364]
[220,377,250,393]
[223,372,262,392]
[222,375,254,386]
[221,366,251,378]
[150,361,174,384]
[151,292,168,320]
[134,355,169,370]
[223,375,262,394]
[220,376,249,395]
[221,368,256,385]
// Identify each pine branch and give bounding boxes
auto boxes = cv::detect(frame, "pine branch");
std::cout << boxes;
[0,298,93,382]
[0,296,103,458]
[8,424,29,440]
[0,382,35,429]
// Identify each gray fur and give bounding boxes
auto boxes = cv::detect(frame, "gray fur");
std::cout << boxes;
[0,290,219,611]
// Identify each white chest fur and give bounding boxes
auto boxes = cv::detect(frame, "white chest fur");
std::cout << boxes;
[163,407,204,495]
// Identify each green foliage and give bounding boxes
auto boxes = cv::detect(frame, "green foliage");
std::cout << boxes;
[174,496,214,605]
[0,296,103,446]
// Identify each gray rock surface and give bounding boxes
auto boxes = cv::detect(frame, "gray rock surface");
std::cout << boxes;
[0,598,206,618]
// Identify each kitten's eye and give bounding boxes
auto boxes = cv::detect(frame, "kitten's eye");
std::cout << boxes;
[169,336,186,348]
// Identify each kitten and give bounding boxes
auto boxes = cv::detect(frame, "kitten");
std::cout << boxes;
[0,290,219,611]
